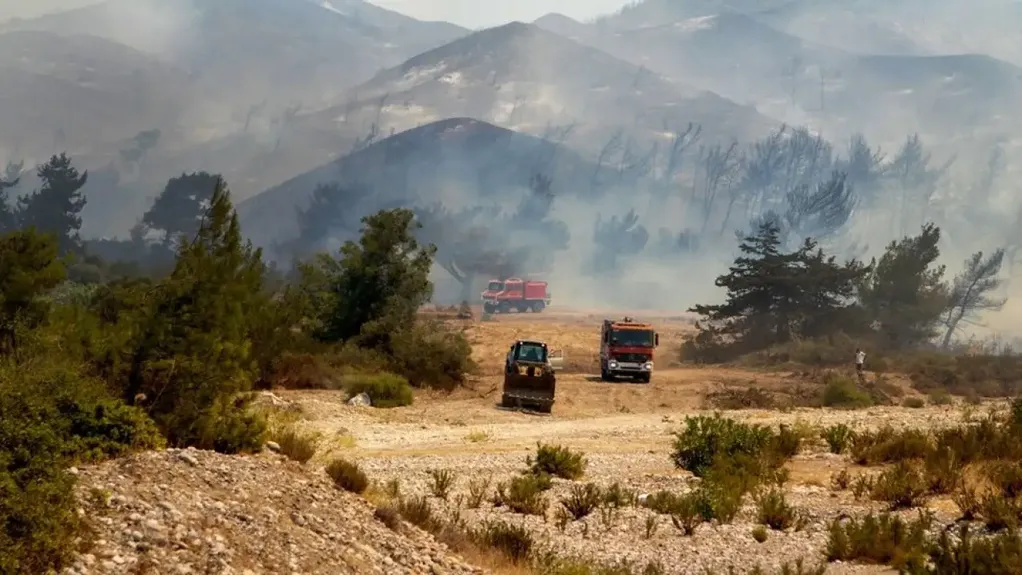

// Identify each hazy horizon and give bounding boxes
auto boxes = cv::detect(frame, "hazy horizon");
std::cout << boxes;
[0,0,634,28]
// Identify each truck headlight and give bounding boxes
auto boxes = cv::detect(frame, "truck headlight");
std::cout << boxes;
[609,361,618,369]
[643,362,653,370]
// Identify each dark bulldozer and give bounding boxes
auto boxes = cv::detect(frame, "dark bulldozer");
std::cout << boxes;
[500,340,563,413]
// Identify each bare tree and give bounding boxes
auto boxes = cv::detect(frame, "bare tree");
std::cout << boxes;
[591,129,624,194]
[657,122,701,198]
[941,249,1006,348]
[836,133,887,208]
[695,141,740,233]
[590,209,649,275]
[273,103,303,152]
[783,171,857,243]
[887,133,954,237]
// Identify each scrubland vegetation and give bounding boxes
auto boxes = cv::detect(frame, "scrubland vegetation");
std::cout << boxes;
[0,156,474,572]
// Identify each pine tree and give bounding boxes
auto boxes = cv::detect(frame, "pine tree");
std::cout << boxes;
[17,154,88,254]
[0,229,66,354]
[312,208,436,349]
[858,223,949,348]
[687,220,868,359]
[127,177,266,451]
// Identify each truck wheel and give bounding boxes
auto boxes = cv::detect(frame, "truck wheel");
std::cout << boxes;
[500,394,515,409]
[637,373,651,384]
[531,301,544,313]
[600,366,608,380]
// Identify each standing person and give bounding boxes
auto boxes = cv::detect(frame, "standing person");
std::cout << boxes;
[855,348,866,379]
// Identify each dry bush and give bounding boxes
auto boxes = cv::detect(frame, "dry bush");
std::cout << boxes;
[427,468,457,500]
[466,476,491,509]
[705,386,775,410]
[275,427,319,464]
[907,353,1022,398]
[560,483,602,520]
[325,458,368,494]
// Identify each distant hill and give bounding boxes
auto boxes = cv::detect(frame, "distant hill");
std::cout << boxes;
[4,0,469,109]
[0,30,192,159]
[527,7,1022,144]
[236,117,628,251]
[752,0,1022,65]
[304,21,779,160]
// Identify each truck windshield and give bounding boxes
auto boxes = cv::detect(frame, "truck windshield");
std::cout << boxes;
[610,329,654,347]
[517,343,547,362]
[488,281,503,291]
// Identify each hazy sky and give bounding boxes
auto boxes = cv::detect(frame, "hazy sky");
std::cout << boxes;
[0,0,634,27]
[371,0,633,27]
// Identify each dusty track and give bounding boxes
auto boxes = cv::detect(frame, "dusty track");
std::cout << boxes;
[272,308,977,573]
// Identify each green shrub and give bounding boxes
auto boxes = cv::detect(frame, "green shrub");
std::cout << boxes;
[495,474,549,516]
[902,397,925,409]
[668,492,705,535]
[755,488,799,530]
[472,520,533,563]
[671,414,775,477]
[822,424,854,454]
[343,372,414,408]
[869,461,929,510]
[752,525,768,543]
[826,512,931,568]
[388,320,476,390]
[772,424,801,458]
[850,427,932,466]
[924,525,1022,572]
[821,373,873,409]
[0,391,81,574]
[922,445,961,495]
[195,394,268,454]
[528,443,587,480]
[326,458,368,493]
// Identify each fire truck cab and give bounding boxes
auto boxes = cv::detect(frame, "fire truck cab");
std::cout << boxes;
[599,317,659,383]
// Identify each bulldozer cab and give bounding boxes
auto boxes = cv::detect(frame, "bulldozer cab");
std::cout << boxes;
[501,340,557,413]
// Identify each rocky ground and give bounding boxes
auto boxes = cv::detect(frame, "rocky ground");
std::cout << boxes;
[65,448,481,575]
[64,310,1001,574]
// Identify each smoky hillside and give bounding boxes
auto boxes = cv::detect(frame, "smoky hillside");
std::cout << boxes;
[2,0,1022,332]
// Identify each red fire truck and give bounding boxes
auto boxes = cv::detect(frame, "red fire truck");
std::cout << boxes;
[599,317,659,383]
[481,277,551,314]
